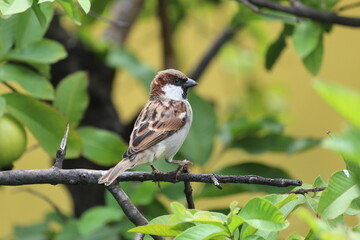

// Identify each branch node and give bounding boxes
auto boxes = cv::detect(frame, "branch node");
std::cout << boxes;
[211,174,223,189]
[53,123,69,169]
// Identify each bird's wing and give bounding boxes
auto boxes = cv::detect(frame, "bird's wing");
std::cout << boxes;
[123,99,187,158]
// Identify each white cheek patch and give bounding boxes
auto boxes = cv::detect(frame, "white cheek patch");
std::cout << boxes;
[162,84,184,100]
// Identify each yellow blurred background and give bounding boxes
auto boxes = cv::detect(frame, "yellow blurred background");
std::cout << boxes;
[2,2,360,238]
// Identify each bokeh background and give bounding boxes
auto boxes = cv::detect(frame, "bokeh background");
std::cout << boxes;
[2,0,360,238]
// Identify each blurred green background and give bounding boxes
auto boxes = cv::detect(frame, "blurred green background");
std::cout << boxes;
[1,0,360,238]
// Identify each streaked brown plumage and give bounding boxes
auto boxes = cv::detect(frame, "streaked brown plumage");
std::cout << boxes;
[98,69,197,186]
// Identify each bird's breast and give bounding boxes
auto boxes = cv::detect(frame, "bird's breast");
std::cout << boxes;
[155,100,192,160]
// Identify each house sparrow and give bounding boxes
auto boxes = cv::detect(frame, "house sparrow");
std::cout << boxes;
[98,69,197,186]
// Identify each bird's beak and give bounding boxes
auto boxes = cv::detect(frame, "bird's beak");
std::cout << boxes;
[183,78,198,88]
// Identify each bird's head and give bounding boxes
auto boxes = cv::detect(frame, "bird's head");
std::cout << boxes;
[150,69,198,100]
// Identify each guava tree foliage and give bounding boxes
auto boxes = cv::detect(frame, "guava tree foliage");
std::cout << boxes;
[0,0,359,240]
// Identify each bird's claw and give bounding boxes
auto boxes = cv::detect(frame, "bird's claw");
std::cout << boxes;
[175,160,193,180]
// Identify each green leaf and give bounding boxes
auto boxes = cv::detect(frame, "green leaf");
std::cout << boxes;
[264,194,298,209]
[78,206,123,236]
[266,24,293,70]
[0,16,16,58]
[231,133,320,155]
[54,220,80,240]
[174,224,228,240]
[6,39,67,64]
[305,194,319,213]
[199,162,293,198]
[54,72,89,127]
[79,226,119,240]
[244,236,265,240]
[4,93,81,158]
[106,48,156,89]
[239,197,289,231]
[220,119,259,145]
[292,20,323,58]
[78,127,127,166]
[0,64,54,100]
[56,0,81,25]
[3,0,33,15]
[266,33,285,71]
[15,223,47,240]
[179,93,216,165]
[287,231,304,240]
[318,171,360,219]
[220,116,284,146]
[228,215,244,234]
[149,215,173,224]
[77,0,91,13]
[280,195,305,218]
[129,223,195,237]
[324,127,360,168]
[313,175,327,188]
[345,197,360,216]
[0,96,5,117]
[121,181,158,205]
[160,181,190,200]
[14,3,54,47]
[32,2,47,28]
[193,211,225,225]
[313,79,360,129]
[302,37,323,75]
[170,202,194,222]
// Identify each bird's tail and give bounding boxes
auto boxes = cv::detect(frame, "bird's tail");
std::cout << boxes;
[98,158,134,186]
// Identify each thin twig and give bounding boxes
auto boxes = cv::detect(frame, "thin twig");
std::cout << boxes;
[106,184,165,240]
[16,187,67,220]
[240,0,360,27]
[26,144,40,153]
[184,181,195,209]
[239,0,300,22]
[0,168,302,187]
[106,184,148,225]
[88,10,129,28]
[190,24,242,81]
[287,187,326,195]
[182,167,195,209]
[2,81,18,92]
[336,1,360,12]
[53,123,69,169]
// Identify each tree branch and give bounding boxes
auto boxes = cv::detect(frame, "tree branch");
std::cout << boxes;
[104,0,144,45]
[158,0,177,68]
[0,168,302,187]
[238,0,360,27]
[106,184,165,240]
[287,187,326,195]
[184,181,195,209]
[239,0,300,22]
[190,24,243,81]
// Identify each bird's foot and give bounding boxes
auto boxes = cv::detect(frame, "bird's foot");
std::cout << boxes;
[150,165,162,190]
[175,160,193,180]
[150,165,160,175]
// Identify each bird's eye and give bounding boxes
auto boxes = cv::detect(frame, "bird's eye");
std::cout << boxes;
[174,78,181,84]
